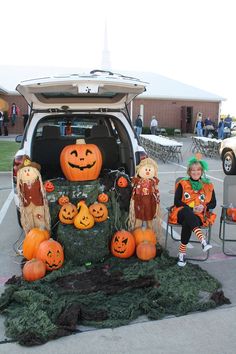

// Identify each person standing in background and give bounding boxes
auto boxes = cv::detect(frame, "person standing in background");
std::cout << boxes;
[134,114,143,137]
[218,117,224,139]
[150,115,158,134]
[195,115,204,136]
[9,103,20,126]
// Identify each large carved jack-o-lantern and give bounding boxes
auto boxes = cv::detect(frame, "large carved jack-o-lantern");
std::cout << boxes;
[60,139,102,181]
[111,230,135,258]
[36,239,64,271]
[59,202,78,224]
[89,202,108,223]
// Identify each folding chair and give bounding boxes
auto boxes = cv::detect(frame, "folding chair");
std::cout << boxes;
[174,128,182,137]
[219,175,236,256]
[165,177,212,261]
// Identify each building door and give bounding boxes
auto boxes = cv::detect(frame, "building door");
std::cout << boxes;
[181,106,193,133]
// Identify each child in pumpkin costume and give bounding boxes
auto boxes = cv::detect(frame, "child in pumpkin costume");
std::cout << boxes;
[169,155,216,267]
[17,155,51,234]
[129,158,160,230]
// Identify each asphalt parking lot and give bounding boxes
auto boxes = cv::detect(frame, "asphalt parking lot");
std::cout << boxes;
[0,135,236,353]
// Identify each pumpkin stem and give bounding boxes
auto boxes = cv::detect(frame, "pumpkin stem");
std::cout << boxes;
[76,139,86,145]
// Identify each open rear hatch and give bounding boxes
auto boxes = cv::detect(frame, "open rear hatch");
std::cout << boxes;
[16,70,147,112]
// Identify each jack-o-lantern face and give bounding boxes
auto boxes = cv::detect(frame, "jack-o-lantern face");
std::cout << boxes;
[60,140,102,181]
[44,180,55,192]
[98,193,109,203]
[36,239,64,271]
[117,176,128,188]
[74,201,95,229]
[58,195,70,206]
[89,203,108,222]
[59,202,78,224]
[111,230,135,258]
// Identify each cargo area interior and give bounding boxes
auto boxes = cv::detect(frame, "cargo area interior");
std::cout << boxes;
[31,114,135,179]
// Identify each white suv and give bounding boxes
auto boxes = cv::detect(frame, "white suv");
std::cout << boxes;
[219,135,236,175]
[13,70,147,222]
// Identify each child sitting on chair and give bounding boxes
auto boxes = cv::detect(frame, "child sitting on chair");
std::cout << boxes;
[168,154,216,267]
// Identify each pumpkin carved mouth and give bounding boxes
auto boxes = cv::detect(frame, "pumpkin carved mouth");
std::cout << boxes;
[68,161,96,170]
[113,248,126,254]
[46,260,62,269]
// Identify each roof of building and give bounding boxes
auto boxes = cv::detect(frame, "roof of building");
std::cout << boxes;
[0,65,225,102]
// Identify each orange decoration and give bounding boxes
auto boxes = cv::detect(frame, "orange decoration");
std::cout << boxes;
[111,230,135,258]
[44,180,55,192]
[36,239,64,271]
[89,203,108,223]
[23,228,50,260]
[59,202,78,224]
[58,195,70,206]
[117,176,128,188]
[132,228,157,246]
[98,193,109,203]
[23,259,47,282]
[136,241,156,261]
[74,201,95,229]
[195,153,202,161]
[60,139,102,181]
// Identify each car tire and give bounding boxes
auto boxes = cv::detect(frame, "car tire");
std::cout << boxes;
[223,151,236,175]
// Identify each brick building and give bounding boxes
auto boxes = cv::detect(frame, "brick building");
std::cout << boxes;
[0,66,224,134]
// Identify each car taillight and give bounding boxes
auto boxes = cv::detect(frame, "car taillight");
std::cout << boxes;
[13,155,24,185]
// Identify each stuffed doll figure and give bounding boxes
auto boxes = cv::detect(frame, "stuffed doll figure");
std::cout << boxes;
[16,155,50,234]
[129,157,160,230]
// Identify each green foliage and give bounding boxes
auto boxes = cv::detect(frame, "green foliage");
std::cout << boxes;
[0,141,19,171]
[142,126,151,134]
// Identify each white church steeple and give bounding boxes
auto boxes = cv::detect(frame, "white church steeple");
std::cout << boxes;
[101,20,111,70]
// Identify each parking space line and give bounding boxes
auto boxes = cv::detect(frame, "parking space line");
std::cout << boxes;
[0,190,14,224]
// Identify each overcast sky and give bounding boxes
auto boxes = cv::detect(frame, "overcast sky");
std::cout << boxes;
[1,0,235,115]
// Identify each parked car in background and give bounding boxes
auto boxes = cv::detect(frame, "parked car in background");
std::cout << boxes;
[219,135,236,175]
[12,70,148,224]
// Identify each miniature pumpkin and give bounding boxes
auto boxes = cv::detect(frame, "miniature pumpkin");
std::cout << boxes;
[136,241,156,261]
[98,193,109,203]
[132,228,157,246]
[23,228,50,260]
[36,239,64,271]
[44,180,55,192]
[58,195,70,206]
[59,202,78,224]
[117,175,128,188]
[60,139,102,181]
[74,201,95,229]
[89,202,108,223]
[23,258,47,282]
[111,230,135,258]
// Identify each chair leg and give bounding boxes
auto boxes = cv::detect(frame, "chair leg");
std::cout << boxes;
[221,220,236,257]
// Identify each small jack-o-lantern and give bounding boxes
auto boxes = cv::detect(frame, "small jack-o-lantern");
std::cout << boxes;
[60,139,102,181]
[89,202,108,223]
[111,230,135,258]
[117,176,128,188]
[44,180,55,192]
[97,193,109,203]
[74,201,95,229]
[59,202,78,224]
[58,195,70,206]
[36,239,64,271]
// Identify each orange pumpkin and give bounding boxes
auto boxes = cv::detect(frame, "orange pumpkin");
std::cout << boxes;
[60,139,102,181]
[117,176,128,188]
[23,228,50,260]
[44,180,55,192]
[58,195,70,206]
[89,203,108,223]
[98,193,109,203]
[136,241,156,261]
[132,228,157,246]
[74,201,95,229]
[111,230,135,258]
[23,258,47,282]
[59,202,78,224]
[36,239,64,271]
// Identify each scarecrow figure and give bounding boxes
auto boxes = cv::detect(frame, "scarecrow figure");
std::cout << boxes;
[16,155,50,234]
[129,157,160,230]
